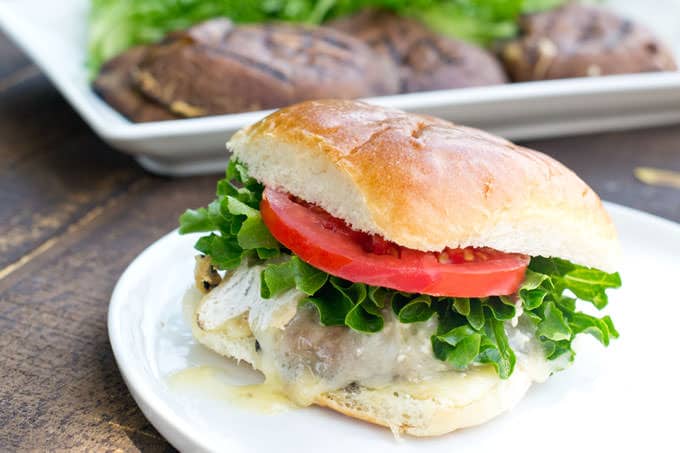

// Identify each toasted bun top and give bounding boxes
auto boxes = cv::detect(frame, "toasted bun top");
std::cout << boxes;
[230,99,619,271]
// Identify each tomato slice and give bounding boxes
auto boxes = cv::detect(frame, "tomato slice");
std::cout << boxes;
[260,187,529,297]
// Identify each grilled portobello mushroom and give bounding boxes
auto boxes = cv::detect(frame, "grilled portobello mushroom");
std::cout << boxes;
[501,3,678,81]
[329,10,508,93]
[131,18,399,118]
[93,46,180,123]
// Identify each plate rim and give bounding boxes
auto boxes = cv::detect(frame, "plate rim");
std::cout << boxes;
[107,202,680,452]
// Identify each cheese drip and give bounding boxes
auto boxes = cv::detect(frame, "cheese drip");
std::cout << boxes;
[194,264,555,407]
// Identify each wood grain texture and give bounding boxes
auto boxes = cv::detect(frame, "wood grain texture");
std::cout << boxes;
[0,80,144,271]
[0,32,678,452]
[0,175,215,451]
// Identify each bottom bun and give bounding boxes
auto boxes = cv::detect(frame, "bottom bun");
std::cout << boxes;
[315,371,532,437]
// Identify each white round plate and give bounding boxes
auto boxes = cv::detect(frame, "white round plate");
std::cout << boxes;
[109,203,680,453]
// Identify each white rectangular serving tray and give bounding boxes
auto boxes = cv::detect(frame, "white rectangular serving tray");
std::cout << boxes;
[2,0,679,176]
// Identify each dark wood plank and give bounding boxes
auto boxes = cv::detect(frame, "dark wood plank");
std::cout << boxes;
[0,65,79,164]
[0,30,33,80]
[0,171,216,451]
[0,74,148,272]
[0,32,184,451]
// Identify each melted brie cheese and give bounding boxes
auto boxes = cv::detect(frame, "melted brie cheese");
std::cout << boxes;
[194,265,556,407]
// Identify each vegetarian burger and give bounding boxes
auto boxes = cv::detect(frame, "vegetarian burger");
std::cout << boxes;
[179,99,621,436]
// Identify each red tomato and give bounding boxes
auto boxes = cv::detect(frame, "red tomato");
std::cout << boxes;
[260,187,529,297]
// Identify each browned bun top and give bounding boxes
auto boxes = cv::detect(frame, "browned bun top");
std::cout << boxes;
[230,99,620,271]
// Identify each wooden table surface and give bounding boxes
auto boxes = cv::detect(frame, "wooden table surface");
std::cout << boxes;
[1,30,679,451]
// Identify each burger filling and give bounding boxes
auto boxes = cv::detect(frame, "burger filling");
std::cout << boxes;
[180,159,621,403]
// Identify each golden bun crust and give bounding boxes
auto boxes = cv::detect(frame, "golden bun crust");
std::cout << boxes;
[230,99,619,271]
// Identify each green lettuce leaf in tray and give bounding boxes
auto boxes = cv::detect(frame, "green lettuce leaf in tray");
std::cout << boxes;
[88,0,568,75]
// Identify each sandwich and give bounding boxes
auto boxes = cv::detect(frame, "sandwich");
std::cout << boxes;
[179,99,621,436]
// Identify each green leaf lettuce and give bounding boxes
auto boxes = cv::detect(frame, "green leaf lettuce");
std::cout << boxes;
[89,0,568,75]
